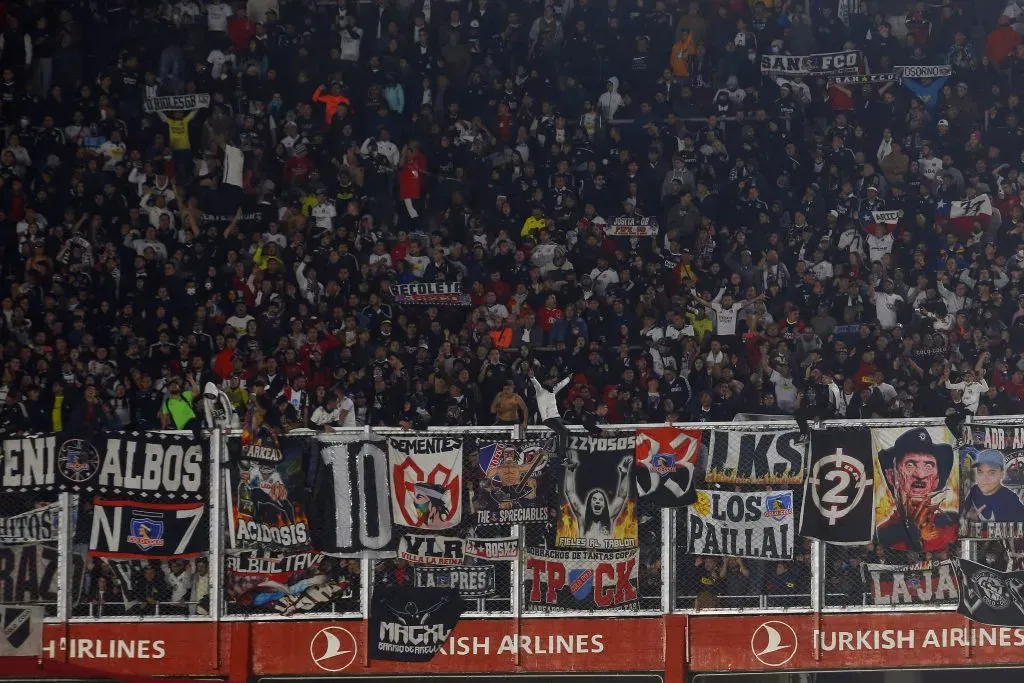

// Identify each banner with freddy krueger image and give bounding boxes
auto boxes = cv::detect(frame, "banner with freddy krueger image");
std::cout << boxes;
[872,427,959,552]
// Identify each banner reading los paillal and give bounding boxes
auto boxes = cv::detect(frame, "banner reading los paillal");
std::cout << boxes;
[687,489,795,560]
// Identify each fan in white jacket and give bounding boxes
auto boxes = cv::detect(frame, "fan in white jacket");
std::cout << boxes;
[529,372,571,453]
[202,381,239,430]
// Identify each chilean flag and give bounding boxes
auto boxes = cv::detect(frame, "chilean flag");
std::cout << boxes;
[937,194,993,237]
[860,209,901,234]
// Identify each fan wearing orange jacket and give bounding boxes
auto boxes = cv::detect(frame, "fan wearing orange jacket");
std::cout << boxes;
[312,83,351,126]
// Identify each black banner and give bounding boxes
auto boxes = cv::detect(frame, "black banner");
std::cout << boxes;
[311,439,396,557]
[706,430,806,485]
[228,410,312,551]
[634,427,699,507]
[954,558,1024,627]
[800,429,874,545]
[414,566,496,597]
[556,434,637,551]
[864,561,958,605]
[369,586,463,661]
[1,432,207,500]
[225,549,356,615]
[471,439,553,525]
[88,499,208,560]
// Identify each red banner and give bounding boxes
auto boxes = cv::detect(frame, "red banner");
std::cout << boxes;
[252,617,664,675]
[689,612,1024,671]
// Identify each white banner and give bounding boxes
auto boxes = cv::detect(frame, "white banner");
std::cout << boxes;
[0,504,59,543]
[761,51,860,75]
[894,64,953,79]
[871,210,903,225]
[223,145,244,188]
[143,93,211,113]
[605,216,658,237]
[0,604,43,656]
[687,489,796,560]
[388,436,463,529]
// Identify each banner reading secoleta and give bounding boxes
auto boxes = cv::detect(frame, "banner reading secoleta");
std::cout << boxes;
[556,434,637,551]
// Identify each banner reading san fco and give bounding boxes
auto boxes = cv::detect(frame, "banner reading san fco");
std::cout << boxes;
[760,50,860,75]
[687,489,796,560]
[390,282,470,306]
[959,425,1024,539]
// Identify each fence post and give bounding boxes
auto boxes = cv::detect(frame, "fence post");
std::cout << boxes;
[810,537,825,613]
[210,428,222,623]
[56,491,72,623]
[661,507,674,614]
[510,424,523,668]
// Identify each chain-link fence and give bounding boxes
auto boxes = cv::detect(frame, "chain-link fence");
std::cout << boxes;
[520,425,663,614]
[71,553,212,618]
[0,488,64,618]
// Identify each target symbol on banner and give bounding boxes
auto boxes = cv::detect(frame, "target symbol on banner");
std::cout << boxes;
[808,448,871,525]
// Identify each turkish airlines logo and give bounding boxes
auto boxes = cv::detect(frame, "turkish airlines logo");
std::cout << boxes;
[310,626,358,672]
[750,621,797,667]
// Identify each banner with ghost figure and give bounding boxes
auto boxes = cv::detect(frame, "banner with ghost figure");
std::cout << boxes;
[555,434,638,551]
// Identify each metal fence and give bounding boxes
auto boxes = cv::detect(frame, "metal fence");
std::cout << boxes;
[1,416,1016,623]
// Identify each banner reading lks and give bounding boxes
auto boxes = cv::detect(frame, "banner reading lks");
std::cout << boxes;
[389,436,463,530]
[705,430,805,485]
[228,413,312,551]
[800,429,874,545]
[369,585,463,661]
[524,546,638,611]
[873,427,959,552]
[1,432,207,500]
[634,427,699,507]
[687,489,795,561]
[864,560,958,606]
[473,438,553,525]
[959,425,1024,539]
[556,434,637,551]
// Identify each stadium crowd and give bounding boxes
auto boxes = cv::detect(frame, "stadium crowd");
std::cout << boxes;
[0,0,1020,438]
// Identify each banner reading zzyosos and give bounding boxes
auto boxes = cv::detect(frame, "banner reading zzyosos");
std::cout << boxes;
[556,434,638,551]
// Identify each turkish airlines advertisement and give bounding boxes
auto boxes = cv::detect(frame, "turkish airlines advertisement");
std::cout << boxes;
[253,618,664,675]
[689,612,1024,672]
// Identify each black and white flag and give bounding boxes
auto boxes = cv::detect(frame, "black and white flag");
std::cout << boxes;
[0,605,43,656]
[369,586,463,661]
[800,429,874,544]
[953,558,1024,627]
[311,438,396,558]
[1,431,207,500]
